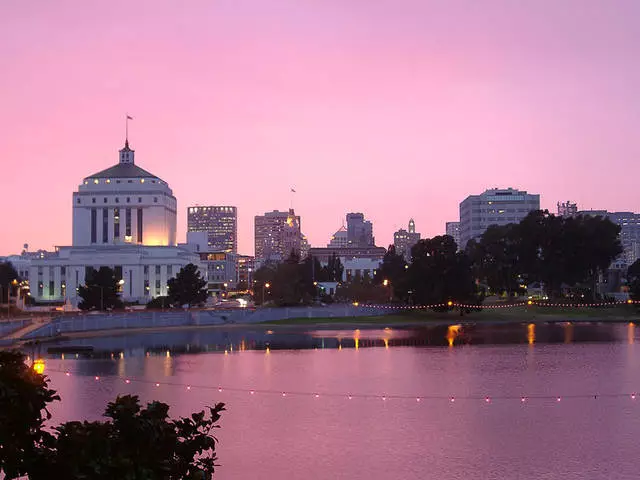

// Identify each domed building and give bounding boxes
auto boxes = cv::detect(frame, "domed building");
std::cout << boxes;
[29,140,199,305]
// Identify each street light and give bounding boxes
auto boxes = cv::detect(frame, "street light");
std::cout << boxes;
[262,282,271,305]
[100,279,125,311]
[383,279,392,302]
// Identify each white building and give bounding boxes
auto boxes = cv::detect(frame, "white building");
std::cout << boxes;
[459,188,540,249]
[29,139,200,305]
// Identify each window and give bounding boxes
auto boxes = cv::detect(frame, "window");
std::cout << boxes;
[38,283,43,296]
[91,208,97,243]
[114,208,120,238]
[128,180,132,183]
[116,180,121,184]
[76,198,81,204]
[102,209,108,243]
[61,266,66,276]
[144,266,149,275]
[92,198,96,204]
[155,265,161,275]
[137,209,143,242]
[49,281,54,296]
[138,197,142,203]
[115,198,119,203]
[125,208,131,237]
[154,197,158,203]
[144,280,150,295]
[103,198,107,203]
[126,197,130,203]
[167,265,173,276]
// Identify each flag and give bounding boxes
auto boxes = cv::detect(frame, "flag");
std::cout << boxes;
[127,115,133,120]
[291,188,296,193]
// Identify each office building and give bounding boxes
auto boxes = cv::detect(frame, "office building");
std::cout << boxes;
[187,206,237,253]
[446,222,461,250]
[393,219,421,261]
[346,213,374,247]
[254,209,304,262]
[459,188,540,249]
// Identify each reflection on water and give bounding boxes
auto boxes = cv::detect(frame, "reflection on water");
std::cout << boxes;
[27,322,638,363]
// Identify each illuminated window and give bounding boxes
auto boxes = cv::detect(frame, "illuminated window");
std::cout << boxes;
[140,179,145,183]
[106,179,111,184]
[93,179,99,184]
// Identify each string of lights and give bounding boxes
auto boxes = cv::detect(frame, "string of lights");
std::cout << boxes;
[360,299,639,310]
[38,363,640,405]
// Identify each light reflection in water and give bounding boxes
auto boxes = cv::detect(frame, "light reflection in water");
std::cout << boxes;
[446,325,461,347]
[527,323,535,345]
[629,323,635,345]
[564,323,574,344]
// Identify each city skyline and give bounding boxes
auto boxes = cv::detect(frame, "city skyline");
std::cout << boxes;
[2,1,640,256]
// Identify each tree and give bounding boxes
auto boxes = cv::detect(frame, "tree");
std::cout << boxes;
[253,264,277,305]
[0,351,59,479]
[167,263,208,308]
[628,260,640,301]
[376,245,408,301]
[0,351,225,480]
[0,262,19,304]
[322,254,344,283]
[78,266,124,311]
[466,224,522,297]
[146,296,171,310]
[408,236,481,310]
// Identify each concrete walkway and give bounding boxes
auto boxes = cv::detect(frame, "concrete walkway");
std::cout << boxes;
[3,317,51,340]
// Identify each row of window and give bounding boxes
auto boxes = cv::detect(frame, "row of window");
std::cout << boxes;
[77,197,159,204]
[84,178,163,185]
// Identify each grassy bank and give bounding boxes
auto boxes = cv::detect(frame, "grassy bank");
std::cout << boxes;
[264,305,640,326]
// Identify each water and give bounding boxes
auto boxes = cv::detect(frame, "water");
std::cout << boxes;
[38,322,640,479]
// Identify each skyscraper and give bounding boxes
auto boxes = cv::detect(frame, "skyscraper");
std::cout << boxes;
[394,219,420,261]
[254,209,304,262]
[445,221,461,249]
[459,188,540,249]
[187,206,237,253]
[346,212,374,246]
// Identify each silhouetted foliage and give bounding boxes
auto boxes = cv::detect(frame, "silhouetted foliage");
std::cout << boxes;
[167,263,208,307]
[409,236,481,310]
[377,245,409,301]
[628,260,640,302]
[469,211,622,299]
[78,266,124,311]
[0,351,60,479]
[146,296,172,309]
[0,351,225,480]
[0,262,20,303]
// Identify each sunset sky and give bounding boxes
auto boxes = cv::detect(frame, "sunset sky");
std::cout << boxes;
[2,0,640,256]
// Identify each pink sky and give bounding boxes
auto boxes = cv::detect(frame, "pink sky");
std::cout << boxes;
[2,0,640,256]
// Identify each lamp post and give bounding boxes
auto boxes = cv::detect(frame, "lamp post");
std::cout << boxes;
[262,282,270,305]
[383,279,392,302]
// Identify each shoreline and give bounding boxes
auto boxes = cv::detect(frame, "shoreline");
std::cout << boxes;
[10,310,640,344]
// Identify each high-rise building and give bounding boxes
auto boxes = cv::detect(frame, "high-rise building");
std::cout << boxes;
[187,206,237,253]
[459,188,540,249]
[393,219,421,261]
[346,212,374,247]
[557,201,578,217]
[237,255,255,289]
[446,221,461,249]
[254,209,304,262]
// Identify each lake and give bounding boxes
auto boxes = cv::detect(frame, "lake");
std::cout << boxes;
[38,322,640,479]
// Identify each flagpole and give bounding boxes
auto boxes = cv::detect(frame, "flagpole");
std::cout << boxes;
[126,115,129,144]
